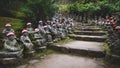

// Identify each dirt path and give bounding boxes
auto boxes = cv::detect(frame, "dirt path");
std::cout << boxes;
[18,54,104,68]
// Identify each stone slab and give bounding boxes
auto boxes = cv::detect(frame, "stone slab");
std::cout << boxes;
[74,31,106,36]
[49,41,105,57]
[69,35,106,42]
[62,41,104,52]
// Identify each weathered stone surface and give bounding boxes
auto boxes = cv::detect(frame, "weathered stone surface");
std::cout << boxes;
[25,54,104,68]
[80,28,102,31]
[74,31,106,36]
[69,35,106,42]
[49,41,105,57]
[28,59,39,64]
[105,54,120,63]
[62,41,104,52]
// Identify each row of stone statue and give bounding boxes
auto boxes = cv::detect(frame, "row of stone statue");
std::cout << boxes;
[0,15,74,60]
[95,16,120,56]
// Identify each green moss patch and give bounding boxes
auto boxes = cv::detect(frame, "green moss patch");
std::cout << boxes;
[0,17,24,31]
[104,43,111,55]
[52,38,74,45]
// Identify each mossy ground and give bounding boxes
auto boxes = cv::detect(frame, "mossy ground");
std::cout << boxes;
[103,43,120,68]
[0,49,62,68]
[33,49,62,59]
[52,38,74,45]
[0,17,24,31]
[104,43,111,55]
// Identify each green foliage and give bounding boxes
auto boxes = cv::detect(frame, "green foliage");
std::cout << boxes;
[59,5,69,12]
[115,0,120,11]
[21,0,58,22]
[0,0,27,17]
[77,3,95,12]
[67,0,119,17]
[0,17,24,31]
[0,0,58,22]
[97,0,116,15]
[67,2,98,16]
[21,7,36,22]
[67,3,78,14]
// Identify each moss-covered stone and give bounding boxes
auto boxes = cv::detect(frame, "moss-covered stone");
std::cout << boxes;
[52,38,74,45]
[104,43,111,55]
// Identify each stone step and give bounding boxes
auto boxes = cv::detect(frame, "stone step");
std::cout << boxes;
[75,28,102,31]
[74,31,106,36]
[49,41,105,58]
[76,23,95,26]
[69,35,106,42]
[77,25,98,28]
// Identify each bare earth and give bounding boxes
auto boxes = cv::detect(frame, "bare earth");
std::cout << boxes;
[19,54,104,68]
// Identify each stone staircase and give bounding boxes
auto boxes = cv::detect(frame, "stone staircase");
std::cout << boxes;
[49,24,106,58]
[17,23,107,68]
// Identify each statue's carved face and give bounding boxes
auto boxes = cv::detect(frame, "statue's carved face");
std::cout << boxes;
[23,32,28,36]
[8,36,15,41]
[6,27,11,30]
